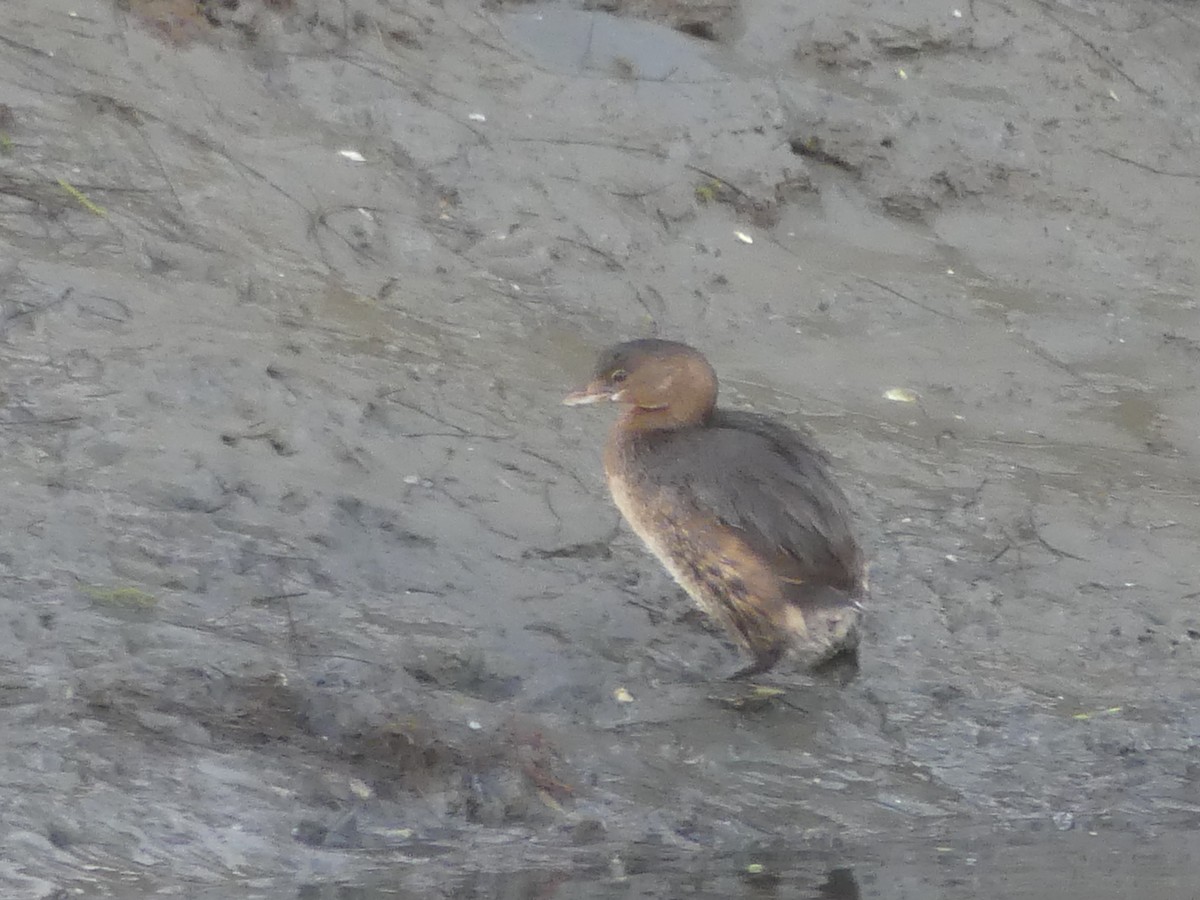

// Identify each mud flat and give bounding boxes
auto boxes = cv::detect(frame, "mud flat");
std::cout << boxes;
[1,0,1197,896]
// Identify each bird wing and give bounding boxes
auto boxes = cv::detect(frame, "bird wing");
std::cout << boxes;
[641,412,863,591]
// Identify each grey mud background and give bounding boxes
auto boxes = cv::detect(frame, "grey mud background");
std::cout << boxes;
[2,0,1199,896]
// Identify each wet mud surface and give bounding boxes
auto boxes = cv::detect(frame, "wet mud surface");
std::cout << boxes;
[2,0,1199,896]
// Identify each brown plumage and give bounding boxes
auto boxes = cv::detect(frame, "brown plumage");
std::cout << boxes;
[564,339,866,676]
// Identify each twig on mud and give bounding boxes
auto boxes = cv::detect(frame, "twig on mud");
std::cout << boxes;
[858,276,966,323]
[520,446,593,493]
[426,480,520,541]
[352,53,490,139]
[397,430,509,441]
[457,13,535,67]
[610,183,671,201]
[377,391,511,442]
[291,650,380,666]
[76,92,190,219]
[632,286,666,327]
[1025,0,1156,99]
[1094,148,1200,180]
[399,586,446,597]
[683,164,754,202]
[624,596,666,622]
[720,377,853,418]
[137,130,189,218]
[509,136,669,160]
[975,436,1173,460]
[1005,332,1083,382]
[1159,6,1200,33]
[0,416,81,428]
[249,591,311,606]
[1028,522,1088,562]
[555,236,625,271]
[598,714,710,733]
[58,177,107,215]
[81,294,132,323]
[74,91,315,231]
[0,34,55,60]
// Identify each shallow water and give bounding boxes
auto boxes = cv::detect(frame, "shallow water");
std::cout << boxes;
[1,0,1198,896]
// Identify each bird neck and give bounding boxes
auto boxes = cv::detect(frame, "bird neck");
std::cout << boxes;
[617,398,714,433]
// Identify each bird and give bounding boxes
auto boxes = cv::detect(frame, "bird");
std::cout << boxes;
[564,339,867,676]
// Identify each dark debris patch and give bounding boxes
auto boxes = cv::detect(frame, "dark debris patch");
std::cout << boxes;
[124,0,315,45]
[80,669,574,826]
[522,540,613,561]
[587,0,735,43]
[402,651,524,702]
[788,136,863,175]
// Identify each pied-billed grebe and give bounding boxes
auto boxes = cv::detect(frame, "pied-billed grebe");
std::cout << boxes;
[564,339,867,676]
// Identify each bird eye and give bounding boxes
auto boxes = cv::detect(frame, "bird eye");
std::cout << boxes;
[610,368,628,383]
